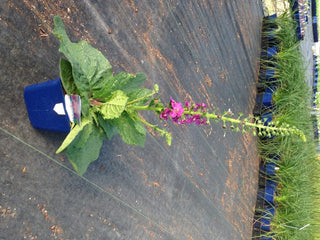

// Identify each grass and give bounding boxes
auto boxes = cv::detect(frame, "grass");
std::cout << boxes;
[257,8,320,240]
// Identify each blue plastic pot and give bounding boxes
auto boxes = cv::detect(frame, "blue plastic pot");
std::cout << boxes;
[262,87,276,109]
[24,78,71,132]
[265,68,275,79]
[267,29,277,46]
[267,46,278,58]
[265,68,277,84]
[269,14,277,20]
[265,162,276,176]
[260,206,275,231]
[264,180,277,205]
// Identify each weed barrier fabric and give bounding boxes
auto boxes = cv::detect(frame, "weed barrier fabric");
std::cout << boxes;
[0,1,263,239]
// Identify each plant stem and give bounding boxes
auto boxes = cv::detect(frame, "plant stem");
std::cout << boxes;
[129,105,162,111]
[90,99,103,106]
[136,116,170,139]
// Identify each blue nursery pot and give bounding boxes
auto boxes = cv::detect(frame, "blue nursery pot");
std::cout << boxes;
[266,162,276,176]
[265,68,275,79]
[24,78,71,132]
[262,87,276,109]
[260,206,275,231]
[268,14,277,20]
[265,68,277,84]
[265,180,277,205]
[267,46,278,58]
[267,29,277,45]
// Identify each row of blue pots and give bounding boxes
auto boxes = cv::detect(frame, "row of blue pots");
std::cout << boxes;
[311,0,318,42]
[253,13,279,117]
[313,55,318,96]
[292,0,310,40]
[312,55,319,139]
[253,150,279,235]
[252,14,280,240]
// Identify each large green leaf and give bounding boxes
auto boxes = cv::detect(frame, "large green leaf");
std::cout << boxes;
[59,58,79,95]
[126,88,153,105]
[123,72,147,92]
[92,72,133,98]
[56,118,93,154]
[110,112,146,146]
[97,114,118,139]
[53,16,113,116]
[88,109,118,140]
[92,72,147,99]
[99,90,128,119]
[64,126,104,175]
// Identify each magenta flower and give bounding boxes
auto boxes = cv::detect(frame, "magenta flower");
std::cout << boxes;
[178,119,187,124]
[194,102,207,112]
[197,103,207,108]
[169,98,184,121]
[160,98,208,125]
[160,108,171,120]
[185,101,190,110]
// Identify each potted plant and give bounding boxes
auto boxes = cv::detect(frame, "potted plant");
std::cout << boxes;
[30,16,305,176]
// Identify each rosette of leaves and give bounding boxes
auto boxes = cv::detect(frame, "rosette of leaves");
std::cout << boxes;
[53,16,163,175]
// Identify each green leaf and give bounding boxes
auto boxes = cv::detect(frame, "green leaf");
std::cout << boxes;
[81,98,91,117]
[53,16,113,116]
[89,109,118,139]
[124,72,147,91]
[126,88,153,105]
[59,58,79,95]
[124,109,140,124]
[97,114,118,139]
[110,112,146,146]
[93,72,147,99]
[100,90,128,119]
[64,126,104,175]
[92,72,133,98]
[56,118,93,154]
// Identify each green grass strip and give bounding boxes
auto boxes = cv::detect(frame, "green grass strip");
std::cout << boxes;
[257,9,320,240]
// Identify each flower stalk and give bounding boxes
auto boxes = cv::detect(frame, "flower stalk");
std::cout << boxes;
[129,99,306,142]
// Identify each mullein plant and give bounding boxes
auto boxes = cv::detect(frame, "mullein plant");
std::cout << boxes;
[53,16,306,175]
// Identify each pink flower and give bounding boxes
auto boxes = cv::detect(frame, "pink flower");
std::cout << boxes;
[185,101,190,110]
[160,98,208,125]
[194,102,207,112]
[160,108,171,120]
[170,98,184,121]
